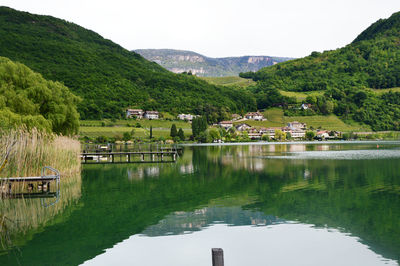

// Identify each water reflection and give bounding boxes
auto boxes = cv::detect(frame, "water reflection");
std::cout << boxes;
[1,142,400,265]
[141,206,284,237]
[84,219,398,266]
[0,173,82,253]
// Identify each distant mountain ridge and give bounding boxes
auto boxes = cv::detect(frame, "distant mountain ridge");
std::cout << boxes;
[135,49,293,77]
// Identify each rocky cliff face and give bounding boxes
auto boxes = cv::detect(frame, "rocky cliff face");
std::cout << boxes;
[135,49,293,77]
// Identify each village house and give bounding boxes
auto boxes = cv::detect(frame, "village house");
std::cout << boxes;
[248,127,260,134]
[259,127,268,135]
[244,111,265,121]
[265,127,281,139]
[218,121,233,129]
[287,121,306,130]
[231,114,242,121]
[144,111,159,120]
[177,114,197,121]
[248,132,262,140]
[126,109,144,119]
[290,129,306,139]
[235,123,252,132]
[316,130,331,139]
[301,103,312,110]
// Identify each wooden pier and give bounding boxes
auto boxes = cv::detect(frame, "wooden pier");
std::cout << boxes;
[81,151,179,164]
[1,166,60,205]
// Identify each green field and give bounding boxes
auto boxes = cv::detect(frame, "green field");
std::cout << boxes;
[279,90,325,102]
[79,119,192,138]
[281,87,400,102]
[283,115,371,131]
[234,108,371,132]
[80,119,191,129]
[200,76,256,88]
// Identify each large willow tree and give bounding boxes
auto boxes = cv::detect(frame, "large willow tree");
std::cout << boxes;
[0,57,80,135]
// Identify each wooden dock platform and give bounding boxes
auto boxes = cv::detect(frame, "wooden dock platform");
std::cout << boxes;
[1,166,60,206]
[81,151,179,164]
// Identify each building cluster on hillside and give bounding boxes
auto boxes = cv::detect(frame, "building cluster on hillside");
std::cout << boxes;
[177,113,199,121]
[244,111,266,121]
[126,109,159,119]
[218,120,308,140]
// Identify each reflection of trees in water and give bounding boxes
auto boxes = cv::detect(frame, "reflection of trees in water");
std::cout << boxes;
[190,145,400,261]
[141,206,284,237]
[2,144,400,264]
[0,173,82,251]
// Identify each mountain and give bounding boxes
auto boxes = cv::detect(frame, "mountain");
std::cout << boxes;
[0,7,255,120]
[135,49,293,77]
[241,11,400,131]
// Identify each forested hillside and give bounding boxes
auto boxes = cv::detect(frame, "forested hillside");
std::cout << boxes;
[0,7,255,120]
[242,11,400,91]
[0,57,80,134]
[241,11,400,131]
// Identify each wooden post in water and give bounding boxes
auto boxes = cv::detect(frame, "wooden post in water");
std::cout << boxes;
[212,248,224,266]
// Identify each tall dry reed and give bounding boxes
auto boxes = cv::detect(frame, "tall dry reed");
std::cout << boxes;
[0,128,82,251]
[0,128,80,178]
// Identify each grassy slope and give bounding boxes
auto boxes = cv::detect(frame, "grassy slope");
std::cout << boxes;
[79,119,192,138]
[234,108,371,132]
[279,90,324,102]
[200,76,256,88]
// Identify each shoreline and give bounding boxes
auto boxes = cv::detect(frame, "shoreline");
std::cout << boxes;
[180,140,400,147]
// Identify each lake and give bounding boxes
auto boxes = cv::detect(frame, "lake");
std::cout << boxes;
[1,142,400,265]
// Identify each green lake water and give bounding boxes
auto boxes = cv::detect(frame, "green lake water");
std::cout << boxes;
[1,142,400,265]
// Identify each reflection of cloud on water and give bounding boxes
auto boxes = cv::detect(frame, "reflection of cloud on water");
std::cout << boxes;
[127,166,160,180]
[180,163,194,175]
[260,149,400,160]
[139,206,284,237]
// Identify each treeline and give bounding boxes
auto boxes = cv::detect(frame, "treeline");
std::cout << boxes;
[0,7,255,120]
[0,57,80,134]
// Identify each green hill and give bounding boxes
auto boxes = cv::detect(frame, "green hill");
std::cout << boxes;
[241,11,400,131]
[199,76,256,88]
[0,7,255,120]
[244,11,400,91]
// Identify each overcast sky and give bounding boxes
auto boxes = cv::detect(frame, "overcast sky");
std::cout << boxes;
[1,0,400,58]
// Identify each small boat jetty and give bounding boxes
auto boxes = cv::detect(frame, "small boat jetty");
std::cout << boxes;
[1,166,60,203]
[80,143,183,164]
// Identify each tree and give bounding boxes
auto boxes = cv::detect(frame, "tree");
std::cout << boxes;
[123,132,131,141]
[150,126,153,139]
[208,128,221,142]
[170,124,177,138]
[178,128,185,141]
[275,129,286,141]
[192,117,208,138]
[305,131,315,140]
[0,57,80,134]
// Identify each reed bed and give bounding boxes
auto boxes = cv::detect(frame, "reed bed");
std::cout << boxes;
[0,128,81,251]
[0,128,80,178]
